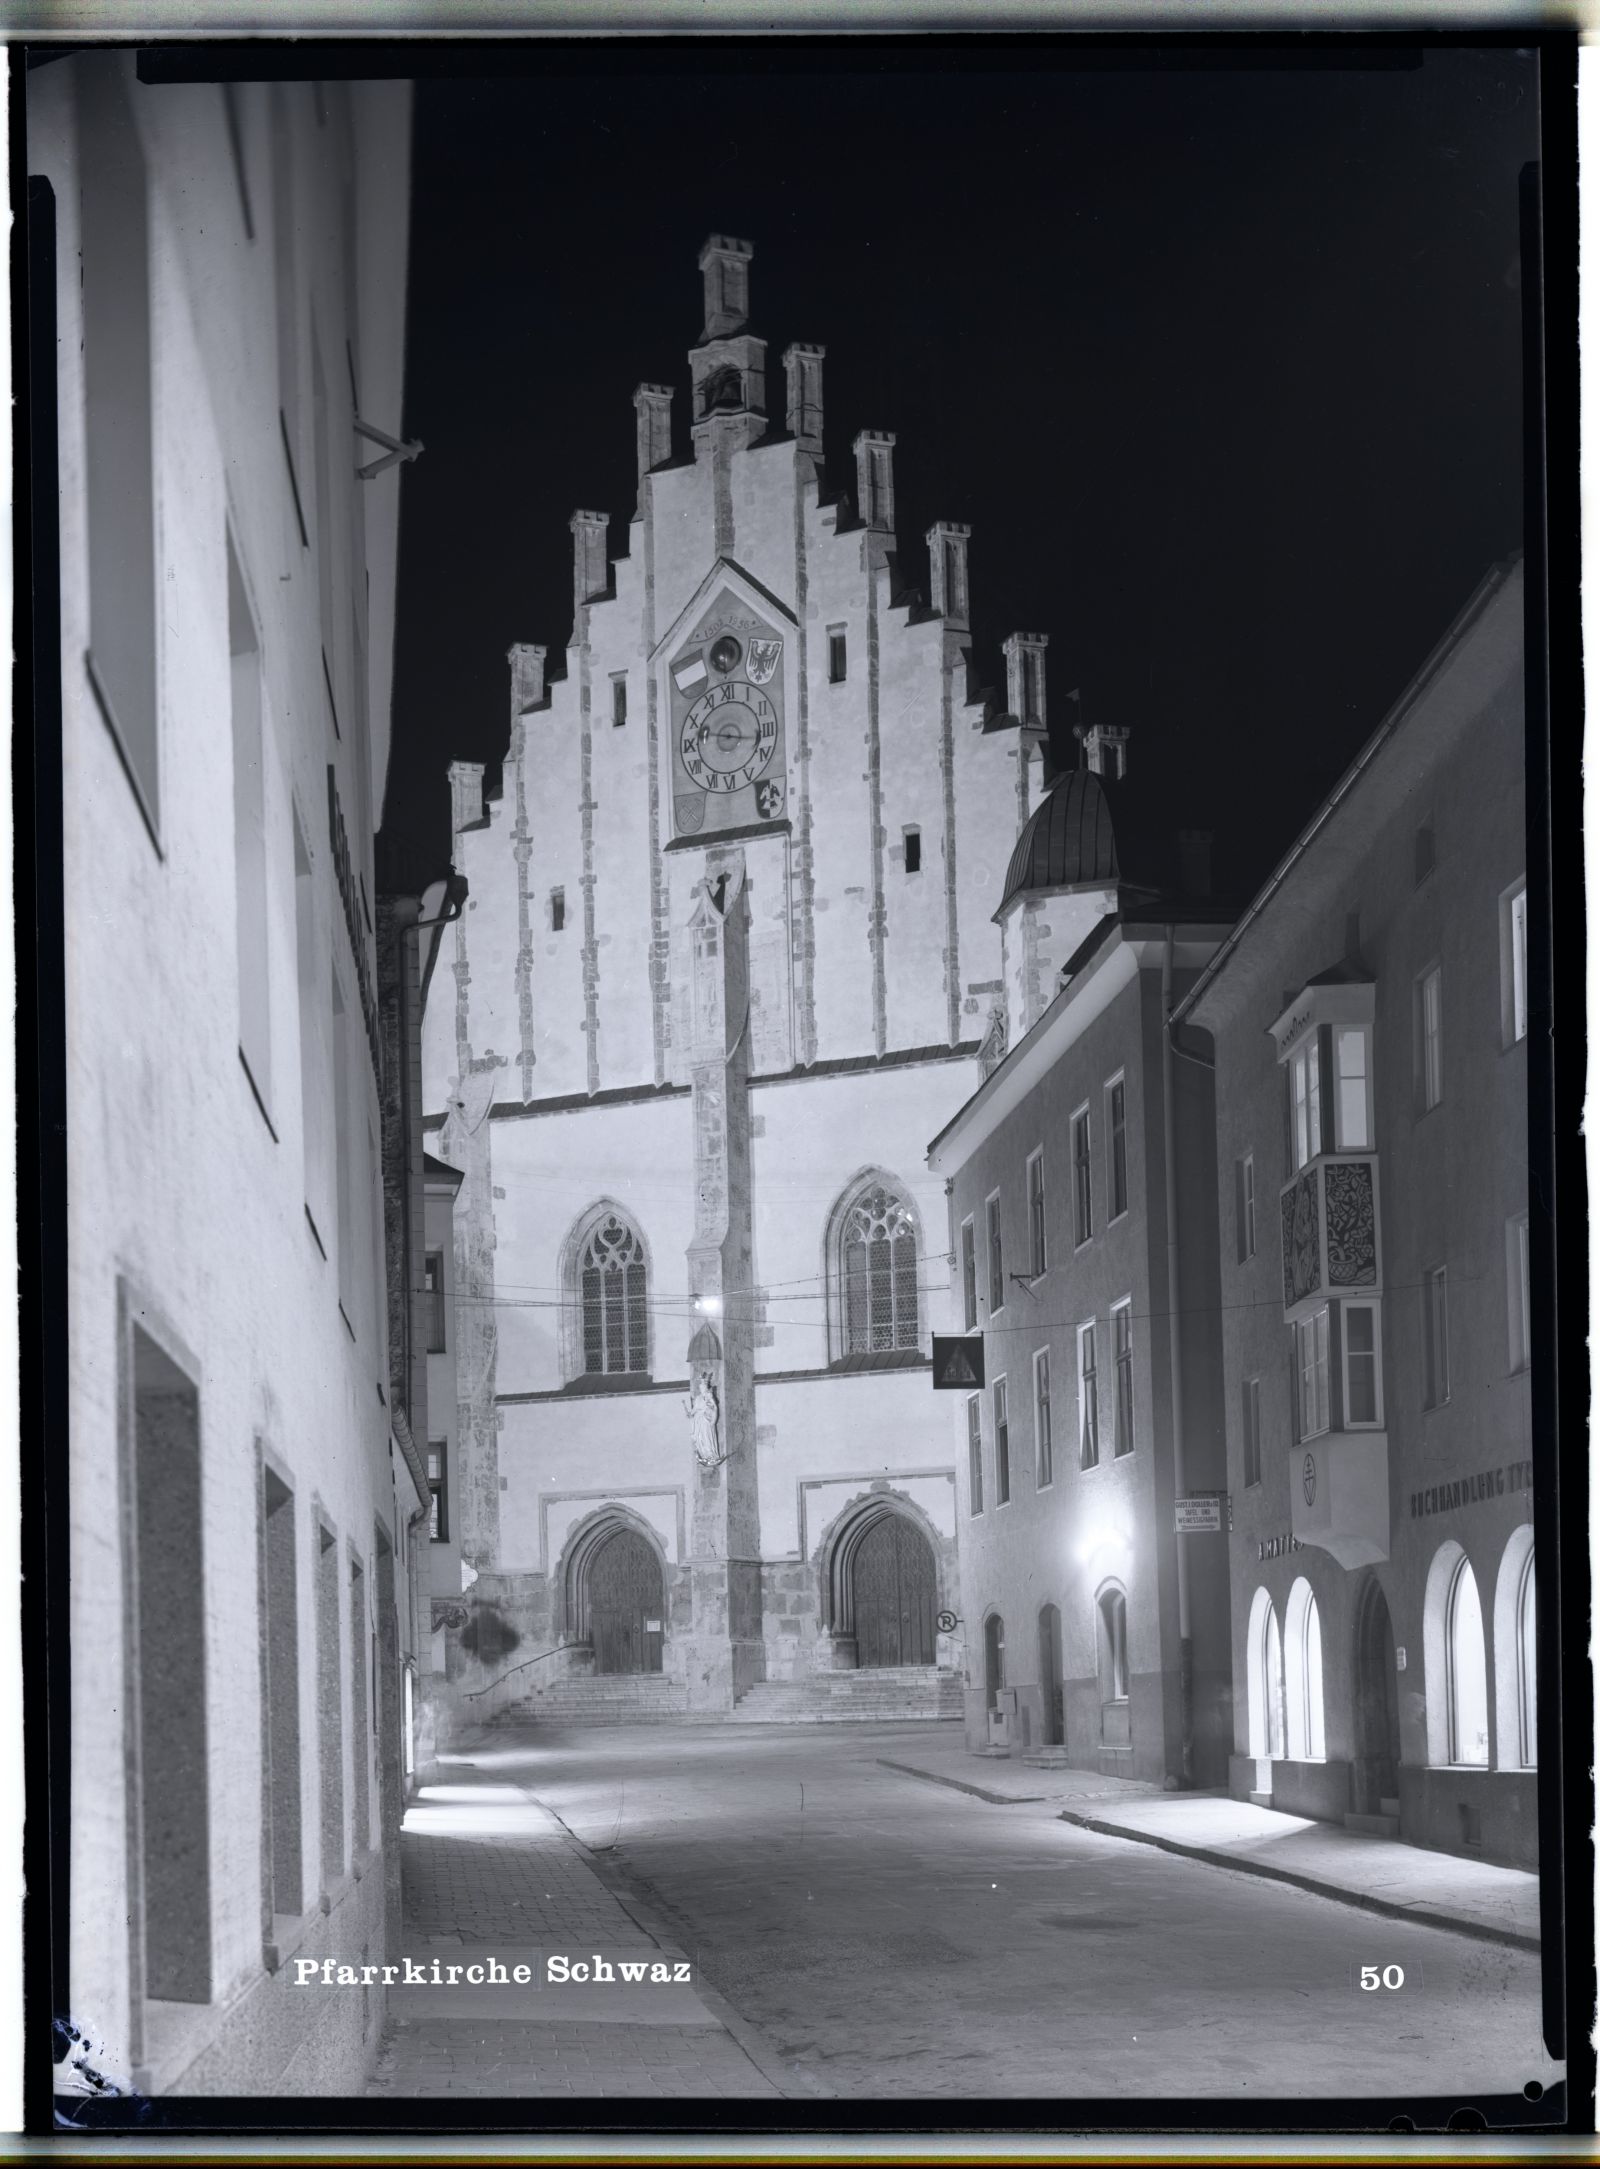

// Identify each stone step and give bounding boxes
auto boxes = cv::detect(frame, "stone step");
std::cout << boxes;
[1345,1811,1402,1839]
[1380,1796,1401,1817]
[731,1669,962,1725]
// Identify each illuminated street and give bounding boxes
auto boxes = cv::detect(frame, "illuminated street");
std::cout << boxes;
[373,1722,1561,2105]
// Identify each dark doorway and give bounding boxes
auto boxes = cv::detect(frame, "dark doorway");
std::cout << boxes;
[851,1514,936,1668]
[1037,1603,1064,1746]
[589,1527,664,1675]
[1352,1577,1402,1812]
[983,1613,1006,1709]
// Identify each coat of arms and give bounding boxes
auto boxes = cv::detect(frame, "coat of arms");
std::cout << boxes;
[746,636,782,687]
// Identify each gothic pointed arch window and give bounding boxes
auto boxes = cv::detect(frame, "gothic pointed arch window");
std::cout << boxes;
[577,1208,649,1378]
[831,1177,921,1360]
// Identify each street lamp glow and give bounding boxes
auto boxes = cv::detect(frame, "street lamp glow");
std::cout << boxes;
[1076,1511,1133,1577]
[694,1293,722,1316]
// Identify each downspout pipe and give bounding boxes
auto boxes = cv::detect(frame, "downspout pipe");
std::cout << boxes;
[1163,927,1194,1787]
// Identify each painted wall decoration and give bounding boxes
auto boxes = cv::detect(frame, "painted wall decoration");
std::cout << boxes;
[1281,1169,1323,1309]
[668,586,788,841]
[1324,1159,1378,1287]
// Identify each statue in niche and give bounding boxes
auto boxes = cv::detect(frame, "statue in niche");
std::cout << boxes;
[685,1369,724,1469]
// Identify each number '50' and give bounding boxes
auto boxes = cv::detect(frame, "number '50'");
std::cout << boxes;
[1360,1965,1406,1990]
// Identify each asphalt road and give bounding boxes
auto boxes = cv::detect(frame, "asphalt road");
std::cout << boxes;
[467,1719,1561,2108]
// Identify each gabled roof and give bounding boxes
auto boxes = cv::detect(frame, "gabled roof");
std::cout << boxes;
[649,554,798,665]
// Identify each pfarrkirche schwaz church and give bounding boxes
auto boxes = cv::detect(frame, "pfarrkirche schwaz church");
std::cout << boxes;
[422,236,1057,1720]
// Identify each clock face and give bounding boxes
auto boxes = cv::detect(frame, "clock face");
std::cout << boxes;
[667,586,789,839]
[680,681,779,795]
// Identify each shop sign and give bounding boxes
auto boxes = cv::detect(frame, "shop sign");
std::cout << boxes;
[1256,1531,1304,1561]
[1175,1495,1224,1533]
[1408,1458,1534,1521]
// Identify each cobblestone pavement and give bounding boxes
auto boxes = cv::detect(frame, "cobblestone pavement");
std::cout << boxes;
[471,1719,1562,2107]
[364,1772,785,2099]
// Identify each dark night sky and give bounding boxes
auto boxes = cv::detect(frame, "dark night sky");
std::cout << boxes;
[385,40,1537,897]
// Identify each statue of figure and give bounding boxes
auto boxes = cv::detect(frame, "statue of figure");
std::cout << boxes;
[685,1370,722,1468]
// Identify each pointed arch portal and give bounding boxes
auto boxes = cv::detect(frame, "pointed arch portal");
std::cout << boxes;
[565,1512,665,1675]
[824,1499,937,1669]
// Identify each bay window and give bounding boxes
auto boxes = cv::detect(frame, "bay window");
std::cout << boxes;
[1289,1037,1322,1172]
[1295,1307,1330,1440]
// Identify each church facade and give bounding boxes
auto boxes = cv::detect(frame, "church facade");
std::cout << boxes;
[422,237,1050,1717]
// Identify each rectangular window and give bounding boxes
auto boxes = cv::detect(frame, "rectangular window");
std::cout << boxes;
[1026,1149,1047,1279]
[270,87,308,545]
[1236,1154,1256,1262]
[1418,966,1443,1111]
[1424,1265,1450,1407]
[129,1322,212,2002]
[986,1192,1004,1312]
[222,83,255,240]
[1414,819,1436,886]
[993,1378,1010,1505]
[331,968,354,1320]
[1078,1321,1100,1469]
[1072,1107,1093,1247]
[348,1554,370,1858]
[424,1250,446,1352]
[81,57,160,845]
[1343,1301,1381,1427]
[294,805,331,1242]
[1502,880,1529,1046]
[966,1395,984,1515]
[312,325,343,738]
[315,1522,344,1888]
[1296,1307,1330,1440]
[611,674,627,727]
[828,628,847,683]
[1290,1038,1322,1171]
[550,887,565,934]
[1034,1349,1053,1488]
[1112,1300,1135,1457]
[229,537,271,1115]
[1107,1077,1128,1220]
[1242,1376,1262,1487]
[261,1466,302,1920]
[903,826,921,875]
[960,1218,977,1332]
[1334,1028,1372,1151]
[1508,1213,1531,1373]
[428,1445,448,1540]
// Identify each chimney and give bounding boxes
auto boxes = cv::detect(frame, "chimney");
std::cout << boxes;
[1003,631,1048,733]
[1082,722,1129,781]
[449,760,485,836]
[783,343,825,451]
[699,234,753,340]
[633,384,673,487]
[927,522,971,629]
[508,642,546,716]
[570,510,609,612]
[1178,828,1213,898]
[853,431,896,532]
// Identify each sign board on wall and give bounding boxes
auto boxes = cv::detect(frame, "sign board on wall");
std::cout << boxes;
[932,1335,986,1389]
[1174,1494,1225,1533]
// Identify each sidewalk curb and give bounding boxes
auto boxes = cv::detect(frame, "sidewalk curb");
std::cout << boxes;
[876,1758,1046,1806]
[1055,1808,1541,1954]
[530,1793,832,2102]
